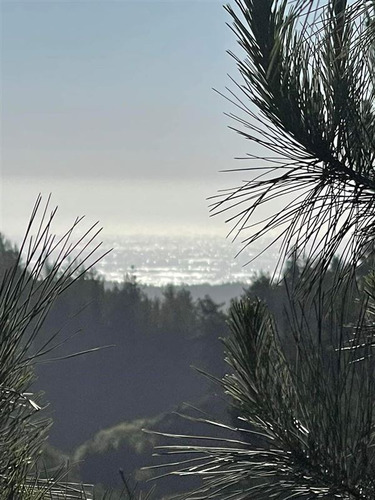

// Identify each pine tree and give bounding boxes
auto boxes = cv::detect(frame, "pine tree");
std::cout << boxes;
[150,2,375,498]
[0,196,106,499]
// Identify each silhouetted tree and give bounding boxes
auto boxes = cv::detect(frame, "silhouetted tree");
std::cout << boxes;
[0,196,106,498]
[151,2,375,498]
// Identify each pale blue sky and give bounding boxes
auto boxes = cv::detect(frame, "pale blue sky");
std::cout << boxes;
[1,0,253,240]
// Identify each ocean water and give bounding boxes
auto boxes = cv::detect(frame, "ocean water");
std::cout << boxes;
[94,234,277,286]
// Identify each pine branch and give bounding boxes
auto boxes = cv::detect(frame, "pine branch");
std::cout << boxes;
[212,0,375,274]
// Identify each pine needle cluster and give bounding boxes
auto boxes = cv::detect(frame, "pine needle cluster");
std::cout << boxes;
[147,2,375,498]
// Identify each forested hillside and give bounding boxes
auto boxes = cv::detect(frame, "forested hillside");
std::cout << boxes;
[2,230,372,496]
[0,233,232,494]
[35,273,229,450]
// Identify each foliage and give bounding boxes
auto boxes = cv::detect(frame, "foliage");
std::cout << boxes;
[146,1,375,499]
[6,1,375,498]
[0,195,106,499]
[33,272,228,453]
[150,280,375,498]
[0,230,229,497]
[74,416,162,464]
[211,0,375,278]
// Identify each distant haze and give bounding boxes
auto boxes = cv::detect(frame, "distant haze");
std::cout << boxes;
[1,1,255,236]
[1,0,277,286]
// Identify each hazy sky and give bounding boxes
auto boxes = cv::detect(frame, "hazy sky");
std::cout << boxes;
[2,0,255,242]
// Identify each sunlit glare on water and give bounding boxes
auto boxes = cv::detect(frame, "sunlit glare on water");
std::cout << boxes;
[95,234,277,286]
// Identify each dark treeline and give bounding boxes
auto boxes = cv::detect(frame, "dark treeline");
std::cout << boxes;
[0,235,228,452]
[0,233,231,494]
[36,273,229,451]
[2,232,371,496]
